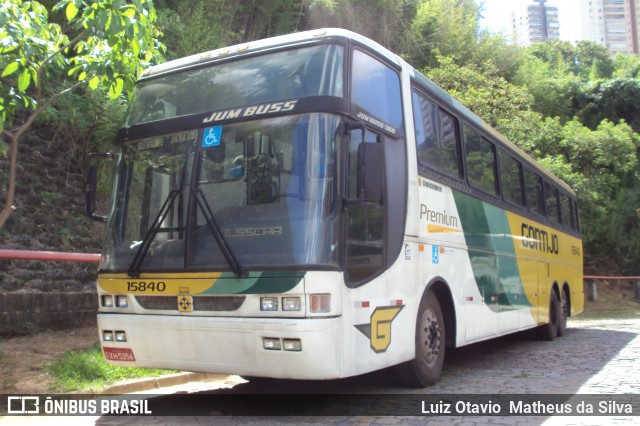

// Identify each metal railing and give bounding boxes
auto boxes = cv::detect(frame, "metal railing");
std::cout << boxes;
[583,275,640,302]
[0,249,100,263]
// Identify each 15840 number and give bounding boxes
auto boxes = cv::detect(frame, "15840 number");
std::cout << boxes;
[127,281,166,292]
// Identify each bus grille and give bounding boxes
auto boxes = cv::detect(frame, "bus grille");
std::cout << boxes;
[135,295,246,311]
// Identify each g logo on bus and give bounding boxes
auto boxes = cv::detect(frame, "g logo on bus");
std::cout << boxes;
[355,305,404,353]
[177,295,193,312]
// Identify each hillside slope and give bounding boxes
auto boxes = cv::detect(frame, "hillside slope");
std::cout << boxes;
[0,133,103,333]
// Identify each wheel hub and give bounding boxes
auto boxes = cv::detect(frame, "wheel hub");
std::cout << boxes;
[421,309,441,365]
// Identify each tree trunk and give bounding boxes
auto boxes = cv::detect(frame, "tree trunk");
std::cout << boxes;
[0,132,19,230]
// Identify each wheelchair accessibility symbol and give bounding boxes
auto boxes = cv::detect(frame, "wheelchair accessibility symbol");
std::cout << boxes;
[432,245,439,264]
[202,126,222,148]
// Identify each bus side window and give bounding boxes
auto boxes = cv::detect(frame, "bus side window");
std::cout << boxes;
[499,149,525,206]
[412,90,461,178]
[351,50,403,129]
[560,193,573,229]
[525,169,544,215]
[544,182,560,223]
[464,125,497,195]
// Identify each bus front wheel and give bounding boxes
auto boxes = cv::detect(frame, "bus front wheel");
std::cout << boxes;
[398,291,445,387]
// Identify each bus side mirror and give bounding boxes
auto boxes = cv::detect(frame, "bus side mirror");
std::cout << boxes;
[357,142,384,204]
[85,153,113,222]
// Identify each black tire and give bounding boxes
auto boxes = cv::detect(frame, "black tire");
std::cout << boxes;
[537,290,560,341]
[397,291,445,387]
[557,288,568,337]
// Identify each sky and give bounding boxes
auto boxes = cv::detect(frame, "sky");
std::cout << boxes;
[478,0,583,43]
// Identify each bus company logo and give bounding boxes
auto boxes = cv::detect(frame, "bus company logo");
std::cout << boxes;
[7,396,40,414]
[355,305,404,353]
[202,100,298,124]
[520,222,559,255]
[177,294,193,312]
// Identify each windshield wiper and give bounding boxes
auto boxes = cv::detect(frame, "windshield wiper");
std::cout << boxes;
[128,189,181,278]
[195,188,247,277]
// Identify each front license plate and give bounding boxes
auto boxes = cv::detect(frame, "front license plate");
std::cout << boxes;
[103,347,136,362]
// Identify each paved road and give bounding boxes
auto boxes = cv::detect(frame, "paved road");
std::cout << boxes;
[2,315,639,425]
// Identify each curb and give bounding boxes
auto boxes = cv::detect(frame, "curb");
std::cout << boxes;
[100,372,226,394]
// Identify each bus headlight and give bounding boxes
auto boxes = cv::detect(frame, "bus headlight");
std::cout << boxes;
[263,337,281,350]
[283,339,302,351]
[115,331,127,342]
[260,297,278,311]
[103,331,114,342]
[101,295,114,308]
[282,297,301,311]
[115,295,128,308]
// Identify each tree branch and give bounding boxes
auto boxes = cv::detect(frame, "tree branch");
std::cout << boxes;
[37,29,89,99]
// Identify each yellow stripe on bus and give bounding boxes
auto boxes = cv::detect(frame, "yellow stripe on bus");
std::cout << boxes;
[98,272,222,295]
[427,224,462,233]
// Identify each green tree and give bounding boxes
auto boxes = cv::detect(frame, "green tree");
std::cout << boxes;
[526,40,613,80]
[0,0,164,229]
[471,32,524,82]
[513,53,580,122]
[156,1,228,60]
[576,78,640,133]
[305,0,419,52]
[539,119,639,259]
[514,41,616,123]
[157,0,306,59]
[425,53,536,135]
[612,53,640,79]
[574,41,614,80]
[408,0,480,68]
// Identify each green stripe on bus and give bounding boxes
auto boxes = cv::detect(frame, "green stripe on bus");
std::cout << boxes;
[453,192,531,311]
[201,271,305,294]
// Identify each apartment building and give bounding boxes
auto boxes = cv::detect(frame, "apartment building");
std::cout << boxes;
[512,0,561,46]
[580,0,640,55]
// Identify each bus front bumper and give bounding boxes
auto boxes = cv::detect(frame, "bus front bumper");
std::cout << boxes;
[97,313,342,380]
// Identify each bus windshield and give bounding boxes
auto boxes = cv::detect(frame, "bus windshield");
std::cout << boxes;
[126,44,344,126]
[102,113,341,273]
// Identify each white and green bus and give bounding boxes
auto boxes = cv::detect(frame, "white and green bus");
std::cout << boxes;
[86,28,583,386]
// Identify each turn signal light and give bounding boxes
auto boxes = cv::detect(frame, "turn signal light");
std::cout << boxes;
[310,294,331,313]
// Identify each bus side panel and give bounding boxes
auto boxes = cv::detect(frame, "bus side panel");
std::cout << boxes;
[417,178,503,344]
[506,212,584,321]
[338,260,422,378]
[451,191,537,340]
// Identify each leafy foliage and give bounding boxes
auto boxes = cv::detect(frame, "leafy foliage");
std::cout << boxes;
[576,78,640,133]
[0,0,164,229]
[408,0,480,68]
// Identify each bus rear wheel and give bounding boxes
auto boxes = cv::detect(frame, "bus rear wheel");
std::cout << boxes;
[537,290,560,341]
[557,288,569,337]
[398,291,445,387]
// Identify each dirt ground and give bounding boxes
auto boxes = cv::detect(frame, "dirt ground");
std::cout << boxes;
[0,326,98,394]
[0,281,637,395]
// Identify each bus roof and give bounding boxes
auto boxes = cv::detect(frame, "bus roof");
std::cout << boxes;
[140,28,402,79]
[139,28,575,197]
